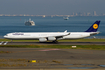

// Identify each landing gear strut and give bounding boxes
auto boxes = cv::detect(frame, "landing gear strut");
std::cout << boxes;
[52,40,58,43]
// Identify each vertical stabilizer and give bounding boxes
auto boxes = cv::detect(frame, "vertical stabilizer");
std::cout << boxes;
[85,21,100,32]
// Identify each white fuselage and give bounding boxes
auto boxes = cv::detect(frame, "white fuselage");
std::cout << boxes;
[4,32,98,41]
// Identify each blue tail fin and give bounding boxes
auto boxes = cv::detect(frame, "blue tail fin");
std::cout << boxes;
[85,21,100,32]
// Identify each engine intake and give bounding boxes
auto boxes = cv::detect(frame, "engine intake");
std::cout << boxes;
[48,37,56,41]
[39,38,47,42]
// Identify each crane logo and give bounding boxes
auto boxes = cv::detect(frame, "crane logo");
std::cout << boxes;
[93,24,98,29]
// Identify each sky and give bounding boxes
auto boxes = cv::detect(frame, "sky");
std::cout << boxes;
[0,0,105,15]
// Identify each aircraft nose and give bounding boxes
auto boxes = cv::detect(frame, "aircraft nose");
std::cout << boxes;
[4,35,7,38]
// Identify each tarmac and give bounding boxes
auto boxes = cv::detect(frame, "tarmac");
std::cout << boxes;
[0,48,105,69]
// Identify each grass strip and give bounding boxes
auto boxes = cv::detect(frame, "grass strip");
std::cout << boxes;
[0,45,105,50]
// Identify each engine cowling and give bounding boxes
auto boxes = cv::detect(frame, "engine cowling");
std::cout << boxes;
[39,38,47,42]
[48,37,56,41]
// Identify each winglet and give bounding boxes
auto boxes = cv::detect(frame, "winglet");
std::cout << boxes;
[64,30,67,33]
[85,21,100,32]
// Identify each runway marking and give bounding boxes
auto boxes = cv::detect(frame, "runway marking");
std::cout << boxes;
[4,41,8,45]
[39,49,60,51]
[0,41,4,45]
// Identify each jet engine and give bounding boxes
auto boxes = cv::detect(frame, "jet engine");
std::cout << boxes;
[48,37,56,41]
[39,38,47,42]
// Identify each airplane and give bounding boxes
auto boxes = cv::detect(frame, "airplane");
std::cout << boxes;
[4,21,100,42]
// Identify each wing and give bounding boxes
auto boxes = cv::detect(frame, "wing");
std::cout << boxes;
[51,32,70,38]
[39,30,70,42]
[46,32,70,41]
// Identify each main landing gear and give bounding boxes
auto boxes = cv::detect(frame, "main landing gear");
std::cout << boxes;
[52,40,58,43]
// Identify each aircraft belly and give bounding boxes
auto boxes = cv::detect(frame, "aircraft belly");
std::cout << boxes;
[6,36,38,40]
